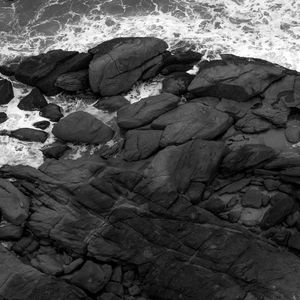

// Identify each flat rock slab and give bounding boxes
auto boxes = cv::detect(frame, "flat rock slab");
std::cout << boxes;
[188,54,285,101]
[52,111,114,144]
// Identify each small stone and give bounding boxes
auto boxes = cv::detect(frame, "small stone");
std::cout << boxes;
[263,179,280,191]
[0,222,23,240]
[33,120,50,130]
[241,189,263,208]
[288,233,300,250]
[128,285,141,296]
[40,103,63,122]
[286,211,300,227]
[227,196,239,209]
[111,266,122,282]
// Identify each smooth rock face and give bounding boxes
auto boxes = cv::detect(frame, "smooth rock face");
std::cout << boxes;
[89,37,168,95]
[52,111,114,144]
[2,128,49,143]
[0,78,14,105]
[94,96,130,113]
[18,88,48,111]
[188,54,285,101]
[117,93,180,129]
[40,103,63,122]
[0,112,8,124]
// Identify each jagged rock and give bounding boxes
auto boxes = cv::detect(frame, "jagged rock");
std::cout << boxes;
[221,144,277,174]
[162,72,195,95]
[285,120,300,143]
[117,93,180,130]
[14,50,92,96]
[0,112,7,124]
[17,88,48,111]
[41,142,70,159]
[0,128,48,143]
[89,37,168,96]
[235,112,272,133]
[33,120,50,130]
[40,103,63,122]
[31,254,64,276]
[261,192,295,229]
[94,96,130,113]
[65,261,112,294]
[151,101,232,147]
[122,130,162,161]
[0,179,30,225]
[0,223,23,240]
[188,54,285,101]
[0,78,14,105]
[52,111,114,144]
[55,69,89,92]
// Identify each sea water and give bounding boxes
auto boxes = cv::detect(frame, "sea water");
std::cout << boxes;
[0,0,299,167]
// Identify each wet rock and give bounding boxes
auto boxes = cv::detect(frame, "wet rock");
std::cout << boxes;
[94,95,130,113]
[33,120,50,130]
[52,111,114,144]
[55,69,89,92]
[261,192,295,229]
[235,113,272,133]
[188,54,285,101]
[65,261,112,294]
[0,78,14,105]
[0,223,23,240]
[31,254,64,276]
[63,258,84,274]
[221,144,277,174]
[40,103,63,122]
[105,282,124,296]
[0,179,30,225]
[15,50,92,96]
[161,63,194,75]
[162,72,194,95]
[41,142,70,159]
[203,197,227,214]
[0,128,48,143]
[89,37,168,96]
[17,88,48,111]
[151,101,232,147]
[162,50,203,66]
[0,112,7,124]
[241,188,266,208]
[117,93,180,130]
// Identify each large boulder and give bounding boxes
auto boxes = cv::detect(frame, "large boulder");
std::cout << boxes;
[117,93,180,130]
[89,37,168,96]
[0,78,14,105]
[188,54,285,101]
[52,111,114,144]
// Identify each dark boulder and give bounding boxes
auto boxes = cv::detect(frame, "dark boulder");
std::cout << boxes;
[0,128,48,143]
[162,50,203,66]
[162,72,194,95]
[52,111,114,144]
[41,142,70,159]
[117,93,180,130]
[55,69,89,92]
[122,130,162,161]
[0,78,14,105]
[33,120,50,130]
[89,37,168,96]
[0,223,23,240]
[94,96,130,113]
[0,112,7,124]
[188,54,285,101]
[40,103,63,122]
[161,63,194,75]
[17,88,48,111]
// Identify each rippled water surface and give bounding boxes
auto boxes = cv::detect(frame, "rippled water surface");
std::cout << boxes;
[0,0,299,166]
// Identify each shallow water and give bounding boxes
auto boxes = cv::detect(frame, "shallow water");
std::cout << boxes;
[0,0,299,166]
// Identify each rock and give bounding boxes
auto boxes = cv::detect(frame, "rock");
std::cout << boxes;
[162,50,203,66]
[89,37,168,95]
[161,63,194,75]
[151,101,232,147]
[0,223,23,240]
[52,111,114,144]
[162,72,195,95]
[33,120,50,130]
[122,130,162,161]
[40,103,63,122]
[55,69,89,92]
[241,207,267,227]
[117,93,180,130]
[263,179,280,191]
[221,144,277,174]
[15,50,92,95]
[218,178,251,194]
[63,258,84,274]
[241,188,266,208]
[188,54,285,101]
[111,266,122,282]
[128,285,141,296]
[98,293,122,300]
[0,179,30,225]
[105,282,124,296]
[0,112,7,124]
[41,142,70,159]
[235,113,272,133]
[285,120,300,143]
[31,254,64,276]
[94,96,130,113]
[288,233,300,250]
[65,261,112,294]
[0,78,14,105]
[17,88,48,111]
[204,197,227,214]
[261,192,295,229]
[0,128,48,143]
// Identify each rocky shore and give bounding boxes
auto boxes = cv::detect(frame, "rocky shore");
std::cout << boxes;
[1,37,300,300]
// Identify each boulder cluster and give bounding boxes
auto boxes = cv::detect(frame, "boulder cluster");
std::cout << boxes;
[1,37,300,300]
